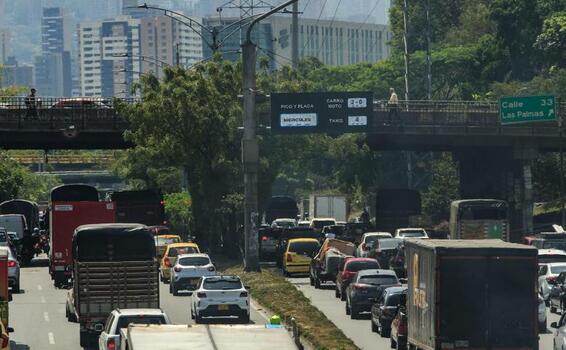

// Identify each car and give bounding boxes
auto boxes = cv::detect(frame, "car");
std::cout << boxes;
[539,262,566,301]
[394,228,428,239]
[160,242,200,283]
[297,220,310,228]
[98,308,170,350]
[539,293,547,332]
[549,271,566,314]
[282,238,321,276]
[170,253,216,296]
[345,269,400,320]
[538,249,566,264]
[310,218,337,232]
[271,218,297,229]
[371,286,407,336]
[321,225,345,239]
[154,234,182,259]
[524,232,566,250]
[3,247,20,294]
[275,228,322,268]
[49,97,110,109]
[147,225,170,236]
[0,228,16,257]
[390,294,408,350]
[367,238,403,269]
[259,227,280,260]
[191,275,250,323]
[335,257,380,301]
[552,312,566,349]
[389,243,406,278]
[355,232,393,258]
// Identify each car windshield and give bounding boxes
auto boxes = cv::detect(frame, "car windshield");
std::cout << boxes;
[378,239,402,249]
[549,265,566,274]
[155,236,180,246]
[385,293,403,306]
[168,246,198,257]
[347,260,379,272]
[275,220,296,227]
[539,255,566,264]
[313,220,335,229]
[178,256,210,266]
[359,275,398,286]
[116,315,166,331]
[203,277,243,290]
[289,241,320,255]
[542,241,566,250]
[399,231,425,237]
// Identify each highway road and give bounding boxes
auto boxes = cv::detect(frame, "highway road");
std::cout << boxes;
[286,276,559,350]
[9,256,268,349]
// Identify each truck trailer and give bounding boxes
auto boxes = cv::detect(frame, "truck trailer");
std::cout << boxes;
[405,239,538,350]
[308,194,347,222]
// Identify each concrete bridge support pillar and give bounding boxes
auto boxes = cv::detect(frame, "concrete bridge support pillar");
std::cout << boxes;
[454,146,537,242]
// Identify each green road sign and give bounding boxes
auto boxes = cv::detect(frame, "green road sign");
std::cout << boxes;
[500,95,557,125]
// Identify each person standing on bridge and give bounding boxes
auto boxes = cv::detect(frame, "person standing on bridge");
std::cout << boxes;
[25,88,39,119]
[387,87,400,125]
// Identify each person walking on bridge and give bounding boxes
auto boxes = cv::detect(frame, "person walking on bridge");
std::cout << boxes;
[387,87,400,125]
[25,88,39,119]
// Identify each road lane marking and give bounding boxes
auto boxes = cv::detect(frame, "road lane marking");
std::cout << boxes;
[37,285,43,291]
[43,312,49,322]
[40,296,46,303]
[48,332,55,345]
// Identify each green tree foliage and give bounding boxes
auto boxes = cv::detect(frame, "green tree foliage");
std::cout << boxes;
[163,192,192,236]
[422,153,459,222]
[535,12,566,68]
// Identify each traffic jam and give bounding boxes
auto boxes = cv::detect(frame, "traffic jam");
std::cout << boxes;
[2,184,302,350]
[260,192,564,349]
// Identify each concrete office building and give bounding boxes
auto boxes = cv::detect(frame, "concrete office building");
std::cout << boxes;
[79,17,141,97]
[0,28,10,64]
[139,15,203,76]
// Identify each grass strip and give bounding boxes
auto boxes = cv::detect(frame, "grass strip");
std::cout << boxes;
[224,265,360,350]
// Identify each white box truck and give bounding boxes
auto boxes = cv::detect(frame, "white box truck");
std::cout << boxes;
[308,195,347,222]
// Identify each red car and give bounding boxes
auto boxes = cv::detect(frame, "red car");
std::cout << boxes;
[335,257,380,301]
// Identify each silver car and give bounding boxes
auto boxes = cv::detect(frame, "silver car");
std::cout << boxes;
[0,246,20,293]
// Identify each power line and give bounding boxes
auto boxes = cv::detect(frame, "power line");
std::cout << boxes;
[313,0,342,59]
[257,46,293,67]
[301,0,312,13]
[300,0,329,54]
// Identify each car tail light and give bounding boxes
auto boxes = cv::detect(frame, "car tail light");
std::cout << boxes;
[197,292,207,298]
[286,254,293,262]
[207,266,215,272]
[240,291,248,298]
[547,275,558,284]
[174,266,181,272]
[7,260,16,268]
[107,338,116,350]
[261,236,268,241]
[352,283,368,289]
[164,257,171,267]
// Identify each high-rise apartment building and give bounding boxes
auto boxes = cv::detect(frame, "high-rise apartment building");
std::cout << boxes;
[41,7,72,54]
[79,17,141,97]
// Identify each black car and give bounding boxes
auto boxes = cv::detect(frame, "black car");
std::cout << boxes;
[345,269,400,319]
[549,271,566,314]
[367,238,402,269]
[371,286,407,337]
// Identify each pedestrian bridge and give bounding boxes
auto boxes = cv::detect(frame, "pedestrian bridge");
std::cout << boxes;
[0,96,564,150]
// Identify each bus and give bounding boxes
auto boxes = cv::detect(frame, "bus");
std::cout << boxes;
[110,190,166,226]
[449,199,509,241]
[49,184,115,287]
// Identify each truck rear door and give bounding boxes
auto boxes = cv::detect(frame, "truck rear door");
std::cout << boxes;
[487,256,537,348]
[439,256,488,348]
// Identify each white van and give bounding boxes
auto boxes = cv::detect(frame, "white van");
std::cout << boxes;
[0,214,28,240]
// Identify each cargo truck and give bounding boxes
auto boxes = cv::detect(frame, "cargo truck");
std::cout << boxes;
[449,199,509,241]
[308,195,347,222]
[66,224,159,348]
[405,239,538,350]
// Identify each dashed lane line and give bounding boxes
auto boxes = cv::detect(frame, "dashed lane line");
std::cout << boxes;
[48,332,55,345]
[43,312,49,322]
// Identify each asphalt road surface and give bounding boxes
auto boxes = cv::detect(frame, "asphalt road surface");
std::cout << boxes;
[9,256,268,349]
[286,276,559,350]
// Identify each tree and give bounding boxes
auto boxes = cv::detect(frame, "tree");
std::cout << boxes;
[535,12,566,68]
[422,153,459,222]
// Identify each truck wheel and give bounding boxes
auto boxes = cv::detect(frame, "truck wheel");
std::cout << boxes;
[79,331,93,348]
[390,337,397,349]
[195,313,203,324]
[239,313,250,324]
[350,305,359,320]
[345,301,351,315]
[172,282,179,296]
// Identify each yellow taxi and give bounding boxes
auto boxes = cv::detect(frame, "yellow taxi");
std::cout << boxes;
[154,234,182,258]
[160,242,200,282]
[282,238,321,276]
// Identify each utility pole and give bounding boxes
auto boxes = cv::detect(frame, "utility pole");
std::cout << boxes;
[242,0,297,272]
[402,0,410,102]
[425,0,432,100]
[560,111,565,228]
[291,1,299,69]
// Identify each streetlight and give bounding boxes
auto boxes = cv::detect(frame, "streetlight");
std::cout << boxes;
[241,0,297,272]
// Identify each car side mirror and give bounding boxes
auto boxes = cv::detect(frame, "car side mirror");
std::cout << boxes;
[551,322,559,329]
[7,327,13,333]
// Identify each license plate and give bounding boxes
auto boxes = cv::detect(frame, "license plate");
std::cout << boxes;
[218,304,229,311]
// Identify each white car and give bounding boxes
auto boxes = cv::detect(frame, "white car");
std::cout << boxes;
[539,262,566,301]
[98,308,170,350]
[191,275,250,324]
[170,253,216,296]
[271,218,297,229]
[394,228,428,239]
[6,247,20,293]
[355,232,392,258]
